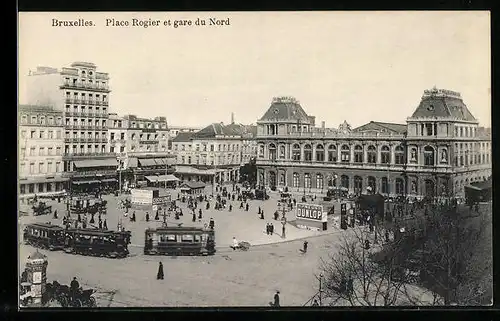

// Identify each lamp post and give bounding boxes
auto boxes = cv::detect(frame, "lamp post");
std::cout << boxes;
[165,154,168,189]
[319,273,323,306]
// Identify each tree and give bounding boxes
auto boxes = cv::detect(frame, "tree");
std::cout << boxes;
[386,201,492,305]
[318,227,439,306]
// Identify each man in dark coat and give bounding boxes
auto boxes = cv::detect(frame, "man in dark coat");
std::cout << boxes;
[157,262,164,280]
[229,204,232,212]
[198,208,203,219]
[273,291,280,307]
[103,219,108,230]
[77,214,82,223]
[192,212,196,222]
[209,218,215,229]
[303,240,308,253]
[82,220,87,229]
[155,211,159,220]
[146,212,150,222]
[260,211,264,220]
[266,223,270,235]
[246,203,249,211]
[98,220,103,229]
[70,277,80,300]
[53,210,58,219]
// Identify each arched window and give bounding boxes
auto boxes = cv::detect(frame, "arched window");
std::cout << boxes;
[381,177,389,194]
[316,174,324,190]
[341,145,350,162]
[315,144,325,162]
[269,171,277,187]
[328,144,337,162]
[327,173,337,187]
[269,143,277,160]
[411,179,418,194]
[279,145,286,159]
[367,145,377,163]
[354,176,363,194]
[304,144,312,161]
[354,145,363,163]
[292,144,301,161]
[279,172,285,185]
[381,145,390,164]
[341,175,349,189]
[424,146,435,166]
[424,179,435,197]
[304,173,312,188]
[395,178,405,195]
[367,176,376,193]
[293,173,300,188]
[395,145,405,165]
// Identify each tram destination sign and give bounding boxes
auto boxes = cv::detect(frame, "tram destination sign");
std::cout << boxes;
[296,203,325,222]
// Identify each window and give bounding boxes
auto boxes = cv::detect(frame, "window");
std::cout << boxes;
[395,146,405,165]
[20,184,26,194]
[354,176,363,194]
[424,146,435,166]
[328,144,337,162]
[367,145,377,163]
[293,173,300,188]
[381,177,389,194]
[39,147,45,156]
[381,146,390,164]
[341,175,349,189]
[315,144,325,161]
[120,146,125,153]
[279,145,286,159]
[21,130,26,138]
[56,162,61,172]
[30,147,35,156]
[39,162,44,173]
[30,163,35,174]
[279,173,285,185]
[354,145,363,163]
[316,174,324,189]
[426,123,433,136]
[410,147,418,162]
[304,173,311,189]
[341,145,350,162]
[30,131,36,139]
[48,131,53,139]
[110,133,115,140]
[110,147,115,153]
[367,176,376,193]
[181,235,194,242]
[29,184,34,193]
[440,149,448,164]
[304,144,312,161]
[269,143,277,160]
[48,147,53,155]
[120,133,125,140]
[395,178,405,195]
[47,162,52,172]
[292,144,301,161]
[21,115,27,124]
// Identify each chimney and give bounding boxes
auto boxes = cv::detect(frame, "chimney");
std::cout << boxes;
[231,112,235,124]
[321,121,325,129]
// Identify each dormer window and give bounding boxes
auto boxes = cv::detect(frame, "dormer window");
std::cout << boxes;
[427,104,435,111]
[273,108,279,114]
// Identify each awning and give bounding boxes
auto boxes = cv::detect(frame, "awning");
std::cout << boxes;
[464,185,482,191]
[100,178,117,183]
[138,159,157,167]
[175,166,216,175]
[19,176,69,184]
[164,174,180,182]
[154,158,165,165]
[145,176,159,182]
[127,157,138,168]
[73,180,100,185]
[74,159,118,168]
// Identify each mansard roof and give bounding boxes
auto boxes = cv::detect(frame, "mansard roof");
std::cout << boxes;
[259,97,311,123]
[353,121,407,134]
[410,88,477,122]
[172,132,195,142]
[194,123,255,139]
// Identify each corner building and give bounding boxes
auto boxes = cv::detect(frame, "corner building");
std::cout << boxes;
[255,91,491,199]
[18,105,68,201]
[26,62,117,192]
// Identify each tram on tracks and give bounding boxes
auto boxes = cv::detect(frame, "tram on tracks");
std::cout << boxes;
[22,223,131,258]
[144,226,216,256]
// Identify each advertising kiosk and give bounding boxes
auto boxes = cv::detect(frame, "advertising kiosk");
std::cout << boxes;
[295,203,328,231]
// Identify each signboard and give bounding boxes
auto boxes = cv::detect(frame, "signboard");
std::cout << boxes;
[152,195,171,205]
[152,205,158,212]
[32,271,42,284]
[131,189,154,205]
[296,203,326,222]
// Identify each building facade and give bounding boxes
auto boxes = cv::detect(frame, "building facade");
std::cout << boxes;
[18,105,68,200]
[171,121,257,183]
[26,62,117,192]
[167,126,202,151]
[255,92,491,199]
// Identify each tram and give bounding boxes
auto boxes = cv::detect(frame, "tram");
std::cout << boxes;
[22,223,131,258]
[22,223,65,251]
[64,228,131,258]
[144,226,216,256]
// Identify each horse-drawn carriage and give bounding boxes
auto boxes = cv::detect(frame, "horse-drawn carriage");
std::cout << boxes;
[70,197,107,215]
[45,281,97,307]
[32,202,52,216]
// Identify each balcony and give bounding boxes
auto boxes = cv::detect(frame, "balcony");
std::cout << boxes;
[71,169,118,178]
[257,130,406,140]
[140,140,159,145]
[63,152,117,159]
[61,82,110,92]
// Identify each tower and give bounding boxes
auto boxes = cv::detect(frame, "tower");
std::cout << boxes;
[231,112,235,125]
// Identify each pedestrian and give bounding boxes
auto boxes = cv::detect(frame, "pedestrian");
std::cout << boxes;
[266,223,270,235]
[157,262,164,280]
[90,215,95,224]
[258,206,261,215]
[146,212,150,222]
[132,212,136,222]
[246,203,249,211]
[206,202,210,210]
[74,220,79,229]
[103,219,108,230]
[240,202,244,209]
[209,218,215,229]
[282,225,286,239]
[270,223,274,234]
[229,204,233,212]
[98,220,102,229]
[82,220,87,229]
[53,210,58,219]
[303,240,308,253]
[198,208,203,219]
[274,211,279,221]
[155,211,159,221]
[312,299,319,306]
[192,212,196,222]
[260,211,264,220]
[77,213,82,223]
[273,291,280,307]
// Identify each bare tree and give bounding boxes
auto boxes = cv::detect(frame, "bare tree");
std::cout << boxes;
[318,226,438,306]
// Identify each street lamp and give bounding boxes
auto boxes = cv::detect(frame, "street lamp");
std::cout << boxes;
[318,273,323,306]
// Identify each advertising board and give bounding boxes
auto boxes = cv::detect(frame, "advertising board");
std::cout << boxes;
[131,189,154,205]
[152,195,171,205]
[296,203,326,222]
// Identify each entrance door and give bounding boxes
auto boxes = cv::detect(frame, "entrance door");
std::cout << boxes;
[269,171,277,187]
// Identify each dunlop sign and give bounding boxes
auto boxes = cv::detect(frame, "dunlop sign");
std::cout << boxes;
[152,195,171,205]
[296,203,325,222]
[131,189,153,205]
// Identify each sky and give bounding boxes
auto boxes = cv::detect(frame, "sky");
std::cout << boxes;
[18,11,491,128]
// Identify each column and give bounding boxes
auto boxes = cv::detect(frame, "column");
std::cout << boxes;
[337,144,341,162]
[390,143,395,165]
[312,144,316,162]
[363,144,367,163]
[350,145,354,163]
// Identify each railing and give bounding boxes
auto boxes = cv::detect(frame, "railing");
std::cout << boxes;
[64,152,116,157]
[71,169,118,177]
[61,82,110,91]
[64,111,109,118]
[140,140,159,144]
[257,131,406,139]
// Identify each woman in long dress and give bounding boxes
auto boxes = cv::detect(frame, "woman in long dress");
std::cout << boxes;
[157,262,164,280]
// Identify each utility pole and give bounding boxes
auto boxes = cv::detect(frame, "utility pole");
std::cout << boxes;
[165,155,168,189]
[319,273,323,306]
